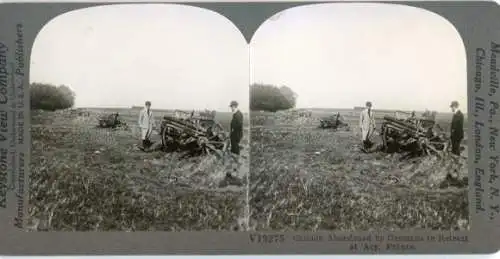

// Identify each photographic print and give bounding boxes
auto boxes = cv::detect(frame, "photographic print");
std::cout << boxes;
[0,0,498,255]
[28,4,250,231]
[249,3,469,231]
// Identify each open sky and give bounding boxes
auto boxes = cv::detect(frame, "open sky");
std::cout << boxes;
[30,3,468,113]
[30,4,249,112]
[251,3,468,113]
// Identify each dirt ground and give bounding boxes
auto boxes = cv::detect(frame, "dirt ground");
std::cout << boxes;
[28,109,250,231]
[249,111,469,231]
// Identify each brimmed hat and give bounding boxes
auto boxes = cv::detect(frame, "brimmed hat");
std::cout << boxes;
[450,101,459,108]
[229,100,238,107]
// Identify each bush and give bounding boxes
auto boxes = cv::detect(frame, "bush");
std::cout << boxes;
[30,83,75,111]
[250,83,298,112]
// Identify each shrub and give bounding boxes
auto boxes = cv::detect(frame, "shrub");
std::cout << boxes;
[250,83,298,112]
[30,82,76,111]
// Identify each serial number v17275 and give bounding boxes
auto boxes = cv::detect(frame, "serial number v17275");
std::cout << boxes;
[249,234,285,243]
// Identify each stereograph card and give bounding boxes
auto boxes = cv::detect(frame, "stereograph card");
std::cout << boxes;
[0,0,498,255]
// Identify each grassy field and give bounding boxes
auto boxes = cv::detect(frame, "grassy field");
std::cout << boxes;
[28,106,469,231]
[249,109,469,231]
[29,108,250,231]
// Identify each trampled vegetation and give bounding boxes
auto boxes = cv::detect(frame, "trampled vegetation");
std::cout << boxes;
[28,84,249,231]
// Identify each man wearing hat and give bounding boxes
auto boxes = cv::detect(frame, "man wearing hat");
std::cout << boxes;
[359,101,376,151]
[229,100,244,155]
[450,100,464,155]
[220,100,244,187]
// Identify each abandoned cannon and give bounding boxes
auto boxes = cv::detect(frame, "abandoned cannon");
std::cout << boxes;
[319,112,350,131]
[159,111,228,156]
[97,113,127,129]
[380,115,447,157]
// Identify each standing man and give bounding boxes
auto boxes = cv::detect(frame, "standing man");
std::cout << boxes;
[229,100,244,156]
[222,100,244,185]
[359,101,376,151]
[450,100,464,155]
[138,101,155,150]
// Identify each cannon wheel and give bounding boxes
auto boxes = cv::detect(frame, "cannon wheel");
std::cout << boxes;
[161,124,177,151]
[210,122,227,140]
[197,136,213,155]
[381,124,389,152]
[201,121,228,156]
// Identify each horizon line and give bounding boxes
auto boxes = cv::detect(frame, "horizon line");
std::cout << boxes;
[294,107,467,114]
[75,106,249,113]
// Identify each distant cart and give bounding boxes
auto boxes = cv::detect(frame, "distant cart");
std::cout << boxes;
[97,113,127,129]
[318,112,350,131]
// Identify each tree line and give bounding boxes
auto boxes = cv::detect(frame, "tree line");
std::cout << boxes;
[29,82,296,113]
[30,82,75,111]
[250,83,297,112]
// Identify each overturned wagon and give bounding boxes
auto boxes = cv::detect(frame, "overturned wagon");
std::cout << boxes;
[97,113,127,129]
[319,112,350,131]
[380,115,447,156]
[159,112,228,155]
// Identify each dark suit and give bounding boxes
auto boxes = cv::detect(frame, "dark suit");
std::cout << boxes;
[230,110,244,155]
[450,110,464,155]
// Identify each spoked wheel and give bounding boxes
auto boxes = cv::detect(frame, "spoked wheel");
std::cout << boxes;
[197,136,212,154]
[207,122,227,148]
[161,124,177,151]
[381,125,389,152]
[202,122,227,157]
[210,122,226,140]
